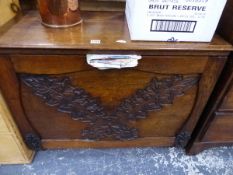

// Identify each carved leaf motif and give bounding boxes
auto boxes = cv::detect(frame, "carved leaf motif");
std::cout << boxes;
[175,131,191,148]
[25,133,41,151]
[21,74,199,141]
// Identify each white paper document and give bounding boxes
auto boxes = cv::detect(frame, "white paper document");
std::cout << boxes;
[86,54,142,70]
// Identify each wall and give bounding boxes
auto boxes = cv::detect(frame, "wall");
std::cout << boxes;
[0,0,19,26]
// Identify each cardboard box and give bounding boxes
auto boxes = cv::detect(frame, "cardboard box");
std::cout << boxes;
[125,0,227,42]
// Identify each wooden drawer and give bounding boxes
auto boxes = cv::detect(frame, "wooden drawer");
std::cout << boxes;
[203,114,233,142]
[11,55,208,74]
[219,83,233,111]
[2,54,223,149]
[187,58,233,155]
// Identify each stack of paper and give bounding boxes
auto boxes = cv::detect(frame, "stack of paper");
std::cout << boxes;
[86,54,142,70]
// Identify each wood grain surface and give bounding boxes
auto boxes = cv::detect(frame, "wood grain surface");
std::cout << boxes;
[0,11,232,52]
[0,10,231,150]
[187,0,233,154]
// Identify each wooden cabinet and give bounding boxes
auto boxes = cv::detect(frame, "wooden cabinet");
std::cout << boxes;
[188,0,233,154]
[220,83,233,110]
[0,11,232,152]
[0,113,9,133]
[187,57,233,154]
[0,92,34,164]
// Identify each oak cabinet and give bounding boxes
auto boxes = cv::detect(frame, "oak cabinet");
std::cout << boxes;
[188,0,233,154]
[188,57,233,154]
[0,11,232,152]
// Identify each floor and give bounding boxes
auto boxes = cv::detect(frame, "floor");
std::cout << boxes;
[0,146,233,175]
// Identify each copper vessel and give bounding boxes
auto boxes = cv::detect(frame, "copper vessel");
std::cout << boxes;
[37,0,82,28]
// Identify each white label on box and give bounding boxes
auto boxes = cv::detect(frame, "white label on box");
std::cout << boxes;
[126,0,227,42]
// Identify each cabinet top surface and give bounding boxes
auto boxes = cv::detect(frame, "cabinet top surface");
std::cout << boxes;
[0,11,232,52]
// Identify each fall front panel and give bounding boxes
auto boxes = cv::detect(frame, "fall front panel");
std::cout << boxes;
[19,69,199,146]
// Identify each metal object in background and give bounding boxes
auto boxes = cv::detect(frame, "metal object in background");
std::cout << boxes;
[19,0,37,13]
[10,0,21,14]
[37,0,82,28]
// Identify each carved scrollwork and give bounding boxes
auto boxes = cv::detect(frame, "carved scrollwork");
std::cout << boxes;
[175,131,191,148]
[25,133,41,151]
[21,74,199,141]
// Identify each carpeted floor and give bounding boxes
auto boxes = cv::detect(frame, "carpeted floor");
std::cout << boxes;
[0,146,233,175]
